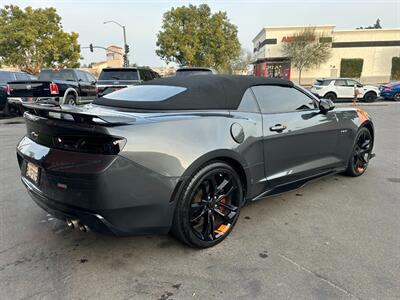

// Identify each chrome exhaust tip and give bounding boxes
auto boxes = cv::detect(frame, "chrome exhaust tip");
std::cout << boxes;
[78,223,90,232]
[66,218,79,229]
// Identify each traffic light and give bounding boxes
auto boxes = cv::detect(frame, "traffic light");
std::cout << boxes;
[124,44,130,54]
[89,44,93,52]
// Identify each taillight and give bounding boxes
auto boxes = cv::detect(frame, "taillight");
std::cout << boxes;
[95,86,99,95]
[5,84,10,95]
[384,86,393,92]
[52,136,126,155]
[50,82,59,95]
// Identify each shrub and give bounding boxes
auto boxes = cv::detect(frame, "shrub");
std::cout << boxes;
[340,59,364,78]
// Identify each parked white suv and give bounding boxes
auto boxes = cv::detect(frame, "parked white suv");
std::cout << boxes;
[311,78,380,102]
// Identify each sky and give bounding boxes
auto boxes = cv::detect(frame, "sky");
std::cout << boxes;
[2,0,399,67]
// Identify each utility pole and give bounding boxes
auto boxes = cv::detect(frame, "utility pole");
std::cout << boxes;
[104,20,130,67]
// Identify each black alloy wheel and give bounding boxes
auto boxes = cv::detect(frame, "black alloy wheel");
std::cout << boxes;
[393,93,400,101]
[345,127,373,176]
[172,162,243,248]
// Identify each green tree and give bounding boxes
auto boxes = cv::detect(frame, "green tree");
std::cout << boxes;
[0,5,80,74]
[281,27,331,85]
[156,4,240,70]
[229,48,253,74]
[357,18,382,30]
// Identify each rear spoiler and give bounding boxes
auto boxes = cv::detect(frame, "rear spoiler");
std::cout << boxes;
[22,103,136,126]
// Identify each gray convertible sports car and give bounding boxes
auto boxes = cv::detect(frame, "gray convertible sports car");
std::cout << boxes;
[17,75,374,248]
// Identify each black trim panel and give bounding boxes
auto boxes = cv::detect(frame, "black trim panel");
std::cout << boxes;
[254,38,278,52]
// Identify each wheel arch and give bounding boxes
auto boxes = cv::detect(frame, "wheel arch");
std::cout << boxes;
[324,91,337,98]
[171,150,250,204]
[365,90,377,96]
[62,88,78,104]
[360,120,374,143]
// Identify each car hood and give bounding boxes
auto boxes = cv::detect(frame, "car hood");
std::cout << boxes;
[361,85,379,91]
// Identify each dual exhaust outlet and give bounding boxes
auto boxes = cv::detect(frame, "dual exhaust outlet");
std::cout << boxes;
[66,218,89,232]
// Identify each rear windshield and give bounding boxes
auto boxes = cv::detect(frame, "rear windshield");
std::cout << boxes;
[175,69,212,76]
[0,72,14,85]
[39,69,75,81]
[314,79,331,86]
[99,70,139,80]
[103,85,186,101]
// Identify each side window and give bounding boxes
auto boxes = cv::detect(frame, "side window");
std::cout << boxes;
[139,69,146,81]
[15,73,30,80]
[86,72,96,83]
[144,70,152,81]
[322,80,332,86]
[77,71,88,82]
[237,89,260,113]
[334,80,347,86]
[251,86,316,114]
[0,72,13,84]
[346,80,359,86]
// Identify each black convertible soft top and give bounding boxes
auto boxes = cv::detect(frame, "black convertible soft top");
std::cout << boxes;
[94,75,293,110]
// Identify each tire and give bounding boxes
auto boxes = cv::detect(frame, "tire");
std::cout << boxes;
[363,91,377,103]
[393,93,400,102]
[344,127,373,177]
[2,101,10,117]
[171,161,243,248]
[17,104,25,116]
[65,94,76,105]
[324,92,337,101]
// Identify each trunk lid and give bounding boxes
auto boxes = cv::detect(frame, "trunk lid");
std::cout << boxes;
[21,103,141,157]
[23,102,139,125]
[8,80,52,98]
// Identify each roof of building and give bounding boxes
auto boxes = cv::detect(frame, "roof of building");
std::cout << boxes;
[252,25,336,42]
[107,45,123,49]
[94,75,293,110]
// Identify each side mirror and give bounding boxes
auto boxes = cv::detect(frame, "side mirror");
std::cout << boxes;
[319,98,335,113]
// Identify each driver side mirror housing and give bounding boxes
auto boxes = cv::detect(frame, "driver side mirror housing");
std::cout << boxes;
[319,98,335,113]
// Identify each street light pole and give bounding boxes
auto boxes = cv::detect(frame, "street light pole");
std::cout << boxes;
[104,20,129,67]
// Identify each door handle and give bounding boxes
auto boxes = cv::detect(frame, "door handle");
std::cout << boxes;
[269,124,287,132]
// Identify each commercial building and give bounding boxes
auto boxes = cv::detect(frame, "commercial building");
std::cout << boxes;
[83,45,124,77]
[252,25,400,84]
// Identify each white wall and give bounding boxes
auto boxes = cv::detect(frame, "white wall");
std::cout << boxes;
[253,26,400,85]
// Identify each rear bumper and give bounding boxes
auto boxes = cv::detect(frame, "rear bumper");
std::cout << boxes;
[8,97,60,105]
[17,137,180,236]
[22,177,120,235]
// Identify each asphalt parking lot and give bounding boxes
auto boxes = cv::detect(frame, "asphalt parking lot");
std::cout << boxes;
[0,102,399,300]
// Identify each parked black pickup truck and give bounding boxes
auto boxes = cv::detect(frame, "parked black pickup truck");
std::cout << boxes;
[1,70,36,116]
[97,67,159,97]
[7,68,97,111]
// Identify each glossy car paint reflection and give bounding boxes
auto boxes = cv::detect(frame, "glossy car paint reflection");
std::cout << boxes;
[16,78,373,236]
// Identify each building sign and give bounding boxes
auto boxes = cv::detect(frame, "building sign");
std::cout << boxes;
[281,36,294,42]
